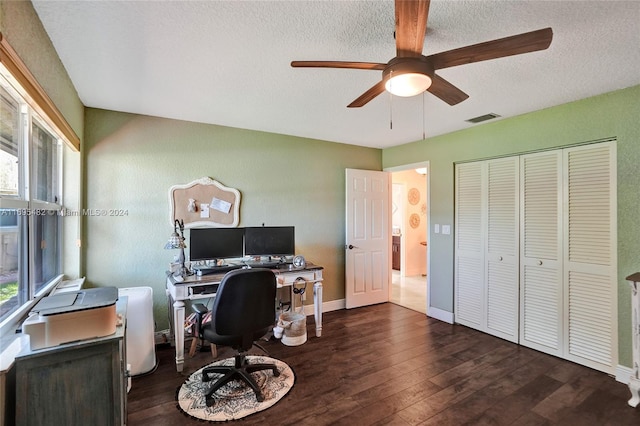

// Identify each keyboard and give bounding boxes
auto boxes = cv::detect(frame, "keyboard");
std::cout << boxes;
[196,265,242,275]
[245,261,292,269]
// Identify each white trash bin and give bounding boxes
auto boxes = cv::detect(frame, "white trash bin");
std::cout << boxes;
[118,287,157,379]
[278,311,307,346]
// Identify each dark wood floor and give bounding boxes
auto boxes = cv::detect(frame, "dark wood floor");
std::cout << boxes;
[127,303,640,425]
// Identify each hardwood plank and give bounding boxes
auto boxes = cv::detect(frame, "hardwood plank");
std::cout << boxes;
[428,344,518,388]
[394,345,553,424]
[467,375,564,425]
[126,303,640,425]
[506,411,551,426]
[418,348,548,425]
[531,371,606,421]
[556,387,640,425]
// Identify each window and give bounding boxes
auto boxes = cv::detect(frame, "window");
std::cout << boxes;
[0,67,63,324]
[0,86,20,197]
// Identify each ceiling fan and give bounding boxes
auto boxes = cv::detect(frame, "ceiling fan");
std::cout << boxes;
[291,0,552,108]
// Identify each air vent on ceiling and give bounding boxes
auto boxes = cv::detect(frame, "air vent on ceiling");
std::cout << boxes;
[466,113,501,124]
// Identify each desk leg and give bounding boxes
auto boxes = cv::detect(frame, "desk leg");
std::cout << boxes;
[630,375,640,407]
[314,282,322,337]
[173,299,185,372]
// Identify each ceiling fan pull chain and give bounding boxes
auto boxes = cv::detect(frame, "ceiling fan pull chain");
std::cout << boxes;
[422,91,426,140]
[389,71,393,130]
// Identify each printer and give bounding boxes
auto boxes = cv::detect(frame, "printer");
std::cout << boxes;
[22,287,119,350]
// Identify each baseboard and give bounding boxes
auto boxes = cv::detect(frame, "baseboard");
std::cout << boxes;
[302,301,452,321]
[616,364,634,384]
[302,298,345,316]
[427,306,454,324]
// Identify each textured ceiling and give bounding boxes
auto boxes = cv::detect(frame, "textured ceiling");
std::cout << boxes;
[31,0,640,149]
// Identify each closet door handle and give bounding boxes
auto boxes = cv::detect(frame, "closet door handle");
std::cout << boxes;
[498,256,503,261]
[537,260,543,266]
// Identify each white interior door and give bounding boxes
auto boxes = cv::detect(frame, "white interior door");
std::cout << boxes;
[454,162,485,328]
[519,151,563,356]
[345,168,390,309]
[563,142,617,373]
[454,142,616,374]
[485,157,520,342]
[455,158,519,341]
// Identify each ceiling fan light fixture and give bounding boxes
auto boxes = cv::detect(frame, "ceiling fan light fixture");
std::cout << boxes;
[385,72,432,97]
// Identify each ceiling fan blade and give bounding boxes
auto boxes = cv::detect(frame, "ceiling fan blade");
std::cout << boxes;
[427,74,469,106]
[395,0,431,58]
[291,61,386,70]
[428,27,553,70]
[347,80,387,108]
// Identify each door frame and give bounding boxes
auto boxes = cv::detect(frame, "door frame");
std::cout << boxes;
[385,161,430,314]
[391,182,406,275]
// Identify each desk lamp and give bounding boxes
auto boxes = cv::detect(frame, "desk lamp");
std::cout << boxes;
[165,219,190,277]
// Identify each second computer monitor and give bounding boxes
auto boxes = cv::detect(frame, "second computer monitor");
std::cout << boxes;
[244,226,295,257]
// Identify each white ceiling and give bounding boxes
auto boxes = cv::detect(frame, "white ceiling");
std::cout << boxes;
[31,0,640,149]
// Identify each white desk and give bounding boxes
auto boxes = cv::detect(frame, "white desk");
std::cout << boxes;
[165,264,323,372]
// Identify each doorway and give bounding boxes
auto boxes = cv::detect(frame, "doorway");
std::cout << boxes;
[388,163,428,314]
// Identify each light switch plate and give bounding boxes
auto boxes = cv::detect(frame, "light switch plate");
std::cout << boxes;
[442,225,451,235]
[434,224,440,234]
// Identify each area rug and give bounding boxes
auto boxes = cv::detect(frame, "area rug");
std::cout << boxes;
[176,355,294,422]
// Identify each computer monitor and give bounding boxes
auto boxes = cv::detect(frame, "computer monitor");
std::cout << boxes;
[244,226,295,257]
[189,227,245,262]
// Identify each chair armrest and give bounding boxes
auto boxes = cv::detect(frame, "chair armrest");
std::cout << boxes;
[192,303,209,315]
[191,303,210,338]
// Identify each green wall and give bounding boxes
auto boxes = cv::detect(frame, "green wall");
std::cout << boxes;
[383,84,640,368]
[83,109,381,329]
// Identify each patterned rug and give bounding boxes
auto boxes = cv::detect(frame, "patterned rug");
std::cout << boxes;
[176,355,294,422]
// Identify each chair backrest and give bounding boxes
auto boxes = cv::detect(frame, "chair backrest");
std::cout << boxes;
[211,268,277,337]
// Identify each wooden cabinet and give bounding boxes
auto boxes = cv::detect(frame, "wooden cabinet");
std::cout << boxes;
[392,235,400,270]
[15,299,128,426]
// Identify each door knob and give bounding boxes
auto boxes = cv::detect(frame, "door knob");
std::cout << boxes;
[346,244,357,250]
[537,260,543,265]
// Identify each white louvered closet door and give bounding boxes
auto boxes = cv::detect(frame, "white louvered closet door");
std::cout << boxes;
[520,151,564,356]
[485,158,520,342]
[563,142,617,374]
[455,162,484,328]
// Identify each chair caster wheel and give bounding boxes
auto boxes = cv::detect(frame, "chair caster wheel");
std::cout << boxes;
[205,396,215,407]
[273,369,280,377]
[256,394,265,402]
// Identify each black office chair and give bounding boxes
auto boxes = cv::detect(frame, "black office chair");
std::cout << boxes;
[191,268,280,406]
